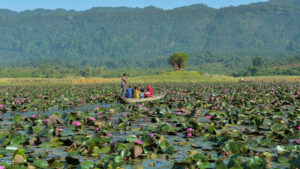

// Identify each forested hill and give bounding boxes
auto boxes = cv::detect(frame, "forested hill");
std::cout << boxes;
[0,0,299,70]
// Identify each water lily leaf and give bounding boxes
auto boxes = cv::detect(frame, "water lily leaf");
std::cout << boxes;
[126,134,138,143]
[98,146,110,154]
[244,156,267,169]
[80,161,94,169]
[159,123,175,134]
[271,123,285,132]
[0,131,9,138]
[13,114,22,123]
[32,124,42,134]
[224,142,240,155]
[13,154,26,164]
[160,141,169,151]
[6,144,19,153]
[197,161,211,169]
[33,159,49,168]
[215,160,228,169]
[11,135,27,145]
[278,156,289,165]
[114,155,124,164]
[142,134,152,146]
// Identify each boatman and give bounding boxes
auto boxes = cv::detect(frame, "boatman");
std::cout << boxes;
[121,73,127,97]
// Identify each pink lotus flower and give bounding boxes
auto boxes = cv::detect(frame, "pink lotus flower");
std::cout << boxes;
[177,112,182,115]
[150,133,154,138]
[59,128,63,132]
[210,97,214,101]
[205,116,212,120]
[297,126,300,130]
[97,112,102,115]
[172,91,176,94]
[31,114,37,118]
[89,117,96,121]
[108,133,112,137]
[94,107,99,110]
[168,111,172,114]
[274,102,278,106]
[0,166,5,169]
[122,114,127,117]
[44,119,50,122]
[187,133,192,137]
[296,139,300,144]
[173,124,177,127]
[229,96,233,101]
[0,105,4,108]
[187,128,194,132]
[95,128,99,131]
[136,140,143,145]
[72,121,81,126]
[138,104,142,108]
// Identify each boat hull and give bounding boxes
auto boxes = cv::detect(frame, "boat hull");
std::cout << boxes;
[120,92,167,104]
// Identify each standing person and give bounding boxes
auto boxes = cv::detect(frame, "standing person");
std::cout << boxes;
[121,73,127,97]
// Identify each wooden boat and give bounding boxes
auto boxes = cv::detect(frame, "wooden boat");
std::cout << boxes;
[120,91,167,104]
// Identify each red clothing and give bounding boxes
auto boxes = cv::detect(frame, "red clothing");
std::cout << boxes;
[145,86,153,97]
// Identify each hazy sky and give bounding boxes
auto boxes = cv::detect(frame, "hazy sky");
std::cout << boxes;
[0,0,269,11]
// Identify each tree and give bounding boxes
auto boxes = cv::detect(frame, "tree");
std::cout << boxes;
[168,52,189,71]
[252,56,264,68]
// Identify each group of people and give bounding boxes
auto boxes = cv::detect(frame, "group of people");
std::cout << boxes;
[125,85,153,98]
[121,73,153,99]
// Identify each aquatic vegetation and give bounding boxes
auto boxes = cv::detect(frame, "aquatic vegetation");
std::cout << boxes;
[0,82,299,168]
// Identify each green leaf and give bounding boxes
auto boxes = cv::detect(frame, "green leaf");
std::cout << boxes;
[0,131,9,138]
[160,141,169,151]
[13,114,22,123]
[80,161,94,169]
[271,123,285,132]
[224,142,240,155]
[126,134,138,143]
[244,156,267,169]
[11,135,27,145]
[198,161,211,169]
[33,159,49,168]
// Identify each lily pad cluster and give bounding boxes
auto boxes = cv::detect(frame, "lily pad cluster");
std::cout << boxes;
[0,82,299,168]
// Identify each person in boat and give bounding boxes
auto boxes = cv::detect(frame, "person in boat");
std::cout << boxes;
[133,86,140,99]
[140,88,145,98]
[121,73,127,97]
[125,86,133,98]
[145,86,153,98]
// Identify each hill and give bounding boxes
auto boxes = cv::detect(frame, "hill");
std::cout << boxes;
[0,0,299,75]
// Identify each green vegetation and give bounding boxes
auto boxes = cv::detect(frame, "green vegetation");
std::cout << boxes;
[0,82,299,168]
[168,52,189,71]
[0,0,299,76]
[234,55,300,76]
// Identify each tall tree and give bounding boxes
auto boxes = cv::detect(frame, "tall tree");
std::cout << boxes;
[252,56,264,68]
[168,52,189,71]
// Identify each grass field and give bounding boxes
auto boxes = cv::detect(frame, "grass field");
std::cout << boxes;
[0,71,300,86]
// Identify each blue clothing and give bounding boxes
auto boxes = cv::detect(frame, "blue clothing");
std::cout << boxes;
[140,93,145,98]
[121,85,126,97]
[126,88,133,98]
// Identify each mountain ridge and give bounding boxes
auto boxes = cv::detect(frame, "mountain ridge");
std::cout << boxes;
[0,0,299,72]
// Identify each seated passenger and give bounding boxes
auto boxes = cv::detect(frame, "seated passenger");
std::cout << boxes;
[133,86,140,99]
[126,86,133,98]
[140,88,145,98]
[145,86,153,98]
